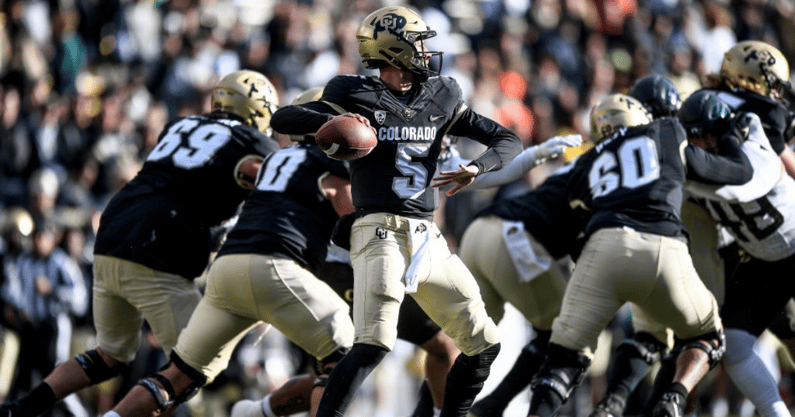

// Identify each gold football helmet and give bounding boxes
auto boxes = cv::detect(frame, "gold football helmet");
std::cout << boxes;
[720,41,790,97]
[590,94,652,143]
[357,6,442,78]
[289,87,324,142]
[212,70,279,133]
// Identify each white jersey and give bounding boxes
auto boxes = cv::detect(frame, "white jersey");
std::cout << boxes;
[686,113,795,261]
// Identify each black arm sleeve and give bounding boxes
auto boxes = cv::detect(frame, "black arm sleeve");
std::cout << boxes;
[271,102,335,135]
[447,107,522,174]
[685,135,752,185]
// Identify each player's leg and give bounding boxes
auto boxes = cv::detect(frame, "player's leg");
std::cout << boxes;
[634,235,724,417]
[527,229,637,417]
[717,258,795,417]
[395,295,459,416]
[461,217,566,417]
[413,222,501,417]
[0,255,163,417]
[316,213,410,417]
[590,306,672,417]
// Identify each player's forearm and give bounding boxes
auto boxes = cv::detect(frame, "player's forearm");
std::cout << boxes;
[271,104,333,135]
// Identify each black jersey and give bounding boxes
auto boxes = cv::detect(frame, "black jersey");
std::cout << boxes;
[702,88,790,154]
[271,75,522,219]
[478,166,589,259]
[568,119,690,239]
[218,143,350,274]
[94,115,279,279]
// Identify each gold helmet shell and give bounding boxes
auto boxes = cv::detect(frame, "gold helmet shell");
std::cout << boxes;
[720,40,790,96]
[590,94,652,143]
[357,6,442,77]
[212,70,279,133]
[289,87,324,142]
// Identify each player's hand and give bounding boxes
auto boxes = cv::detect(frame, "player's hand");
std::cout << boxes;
[331,113,377,136]
[535,134,583,161]
[432,164,480,196]
[727,112,753,142]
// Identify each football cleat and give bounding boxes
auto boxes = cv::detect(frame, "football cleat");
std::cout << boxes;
[590,94,652,143]
[652,391,685,417]
[588,392,626,417]
[212,70,279,134]
[356,6,443,78]
[466,395,505,417]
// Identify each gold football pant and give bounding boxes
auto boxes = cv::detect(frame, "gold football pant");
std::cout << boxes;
[350,213,500,356]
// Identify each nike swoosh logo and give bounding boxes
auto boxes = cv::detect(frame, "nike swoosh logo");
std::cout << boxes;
[429,114,444,121]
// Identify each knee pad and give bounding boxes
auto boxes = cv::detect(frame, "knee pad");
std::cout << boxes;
[530,343,591,403]
[313,347,350,376]
[676,331,725,370]
[617,332,669,365]
[74,349,129,385]
[138,352,208,411]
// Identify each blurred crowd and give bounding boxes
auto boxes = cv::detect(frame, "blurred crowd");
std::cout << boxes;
[1,0,795,416]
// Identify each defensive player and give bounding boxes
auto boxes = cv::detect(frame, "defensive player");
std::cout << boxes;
[701,40,795,177]
[99,113,358,417]
[681,90,795,417]
[527,94,753,417]
[0,70,281,417]
[270,6,523,416]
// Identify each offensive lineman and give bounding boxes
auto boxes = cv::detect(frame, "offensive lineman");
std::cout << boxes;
[98,111,357,417]
[527,94,753,417]
[0,70,281,417]
[270,6,522,417]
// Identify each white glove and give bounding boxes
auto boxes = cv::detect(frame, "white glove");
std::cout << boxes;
[534,134,583,161]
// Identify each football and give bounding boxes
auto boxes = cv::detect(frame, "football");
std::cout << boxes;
[315,116,378,160]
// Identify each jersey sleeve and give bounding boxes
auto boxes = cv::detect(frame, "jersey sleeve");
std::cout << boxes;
[446,107,522,174]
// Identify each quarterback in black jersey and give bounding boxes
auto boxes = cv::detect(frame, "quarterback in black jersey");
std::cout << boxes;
[527,94,753,417]
[0,70,281,417]
[97,136,357,417]
[271,6,521,417]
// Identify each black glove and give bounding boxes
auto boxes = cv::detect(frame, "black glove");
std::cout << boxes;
[331,212,358,251]
[785,111,795,146]
[727,112,753,142]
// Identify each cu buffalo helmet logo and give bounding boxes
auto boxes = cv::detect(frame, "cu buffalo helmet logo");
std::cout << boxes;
[372,13,407,40]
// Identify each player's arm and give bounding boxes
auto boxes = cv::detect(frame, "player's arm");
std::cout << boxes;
[433,135,581,194]
[319,173,355,216]
[685,115,753,185]
[447,107,523,175]
[271,101,337,136]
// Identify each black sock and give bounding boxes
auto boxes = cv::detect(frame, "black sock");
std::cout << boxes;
[411,381,435,417]
[668,382,688,399]
[485,344,544,405]
[316,343,388,417]
[440,344,500,417]
[18,383,57,417]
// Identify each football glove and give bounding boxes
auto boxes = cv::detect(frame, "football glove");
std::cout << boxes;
[534,134,583,162]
